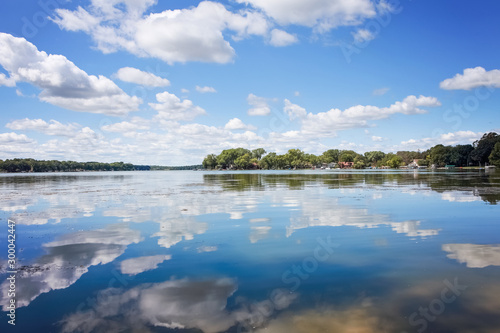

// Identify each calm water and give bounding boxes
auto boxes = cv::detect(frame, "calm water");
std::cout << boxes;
[1,170,499,333]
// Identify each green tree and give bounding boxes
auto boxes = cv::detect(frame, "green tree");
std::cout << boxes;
[339,150,356,162]
[285,149,307,169]
[353,156,366,169]
[259,152,277,169]
[387,156,403,168]
[202,154,218,169]
[251,148,266,160]
[470,132,500,166]
[449,144,473,167]
[234,153,252,169]
[489,142,500,167]
[321,149,340,163]
[429,145,451,167]
[216,148,251,169]
[364,151,385,166]
[396,151,420,165]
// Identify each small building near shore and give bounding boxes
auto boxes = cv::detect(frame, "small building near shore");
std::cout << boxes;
[338,162,354,169]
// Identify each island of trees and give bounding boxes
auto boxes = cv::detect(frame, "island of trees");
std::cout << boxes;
[202,132,500,170]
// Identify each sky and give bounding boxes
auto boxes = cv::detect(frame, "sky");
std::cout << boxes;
[0,0,500,165]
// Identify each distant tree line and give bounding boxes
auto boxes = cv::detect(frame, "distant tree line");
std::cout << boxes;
[203,132,500,170]
[150,165,203,170]
[0,159,151,173]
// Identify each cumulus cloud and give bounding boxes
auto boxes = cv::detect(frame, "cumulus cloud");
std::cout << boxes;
[247,93,271,116]
[300,95,441,135]
[150,91,206,121]
[236,0,375,32]
[399,131,483,151]
[0,72,16,87]
[6,118,81,137]
[0,132,36,145]
[53,1,270,64]
[371,136,383,142]
[352,28,375,43]
[284,99,307,120]
[269,29,298,47]
[196,85,217,93]
[115,67,170,86]
[225,118,256,130]
[0,33,141,116]
[101,117,150,133]
[440,67,500,90]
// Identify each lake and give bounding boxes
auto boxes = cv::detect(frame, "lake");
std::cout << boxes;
[1,170,499,333]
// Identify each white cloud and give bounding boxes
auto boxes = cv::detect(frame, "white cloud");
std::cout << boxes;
[269,29,298,47]
[352,28,375,43]
[283,99,307,120]
[301,95,441,135]
[372,87,390,96]
[0,72,16,87]
[120,255,172,275]
[53,1,270,64]
[116,67,170,87]
[440,67,500,90]
[150,91,206,121]
[224,118,256,130]
[0,132,36,144]
[0,33,141,116]
[196,85,217,93]
[399,131,483,151]
[247,93,271,116]
[443,244,500,268]
[294,91,300,97]
[236,0,375,32]
[101,117,150,133]
[371,136,383,142]
[6,118,81,137]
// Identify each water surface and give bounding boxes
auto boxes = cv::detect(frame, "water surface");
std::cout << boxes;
[1,170,499,333]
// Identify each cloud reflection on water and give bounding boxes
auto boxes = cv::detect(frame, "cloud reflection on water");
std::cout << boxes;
[442,244,500,268]
[59,278,297,333]
[0,224,142,311]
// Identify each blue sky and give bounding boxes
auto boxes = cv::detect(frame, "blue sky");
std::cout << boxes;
[1,0,500,165]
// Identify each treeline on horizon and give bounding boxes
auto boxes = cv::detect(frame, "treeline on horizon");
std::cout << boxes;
[0,159,202,173]
[202,132,500,170]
